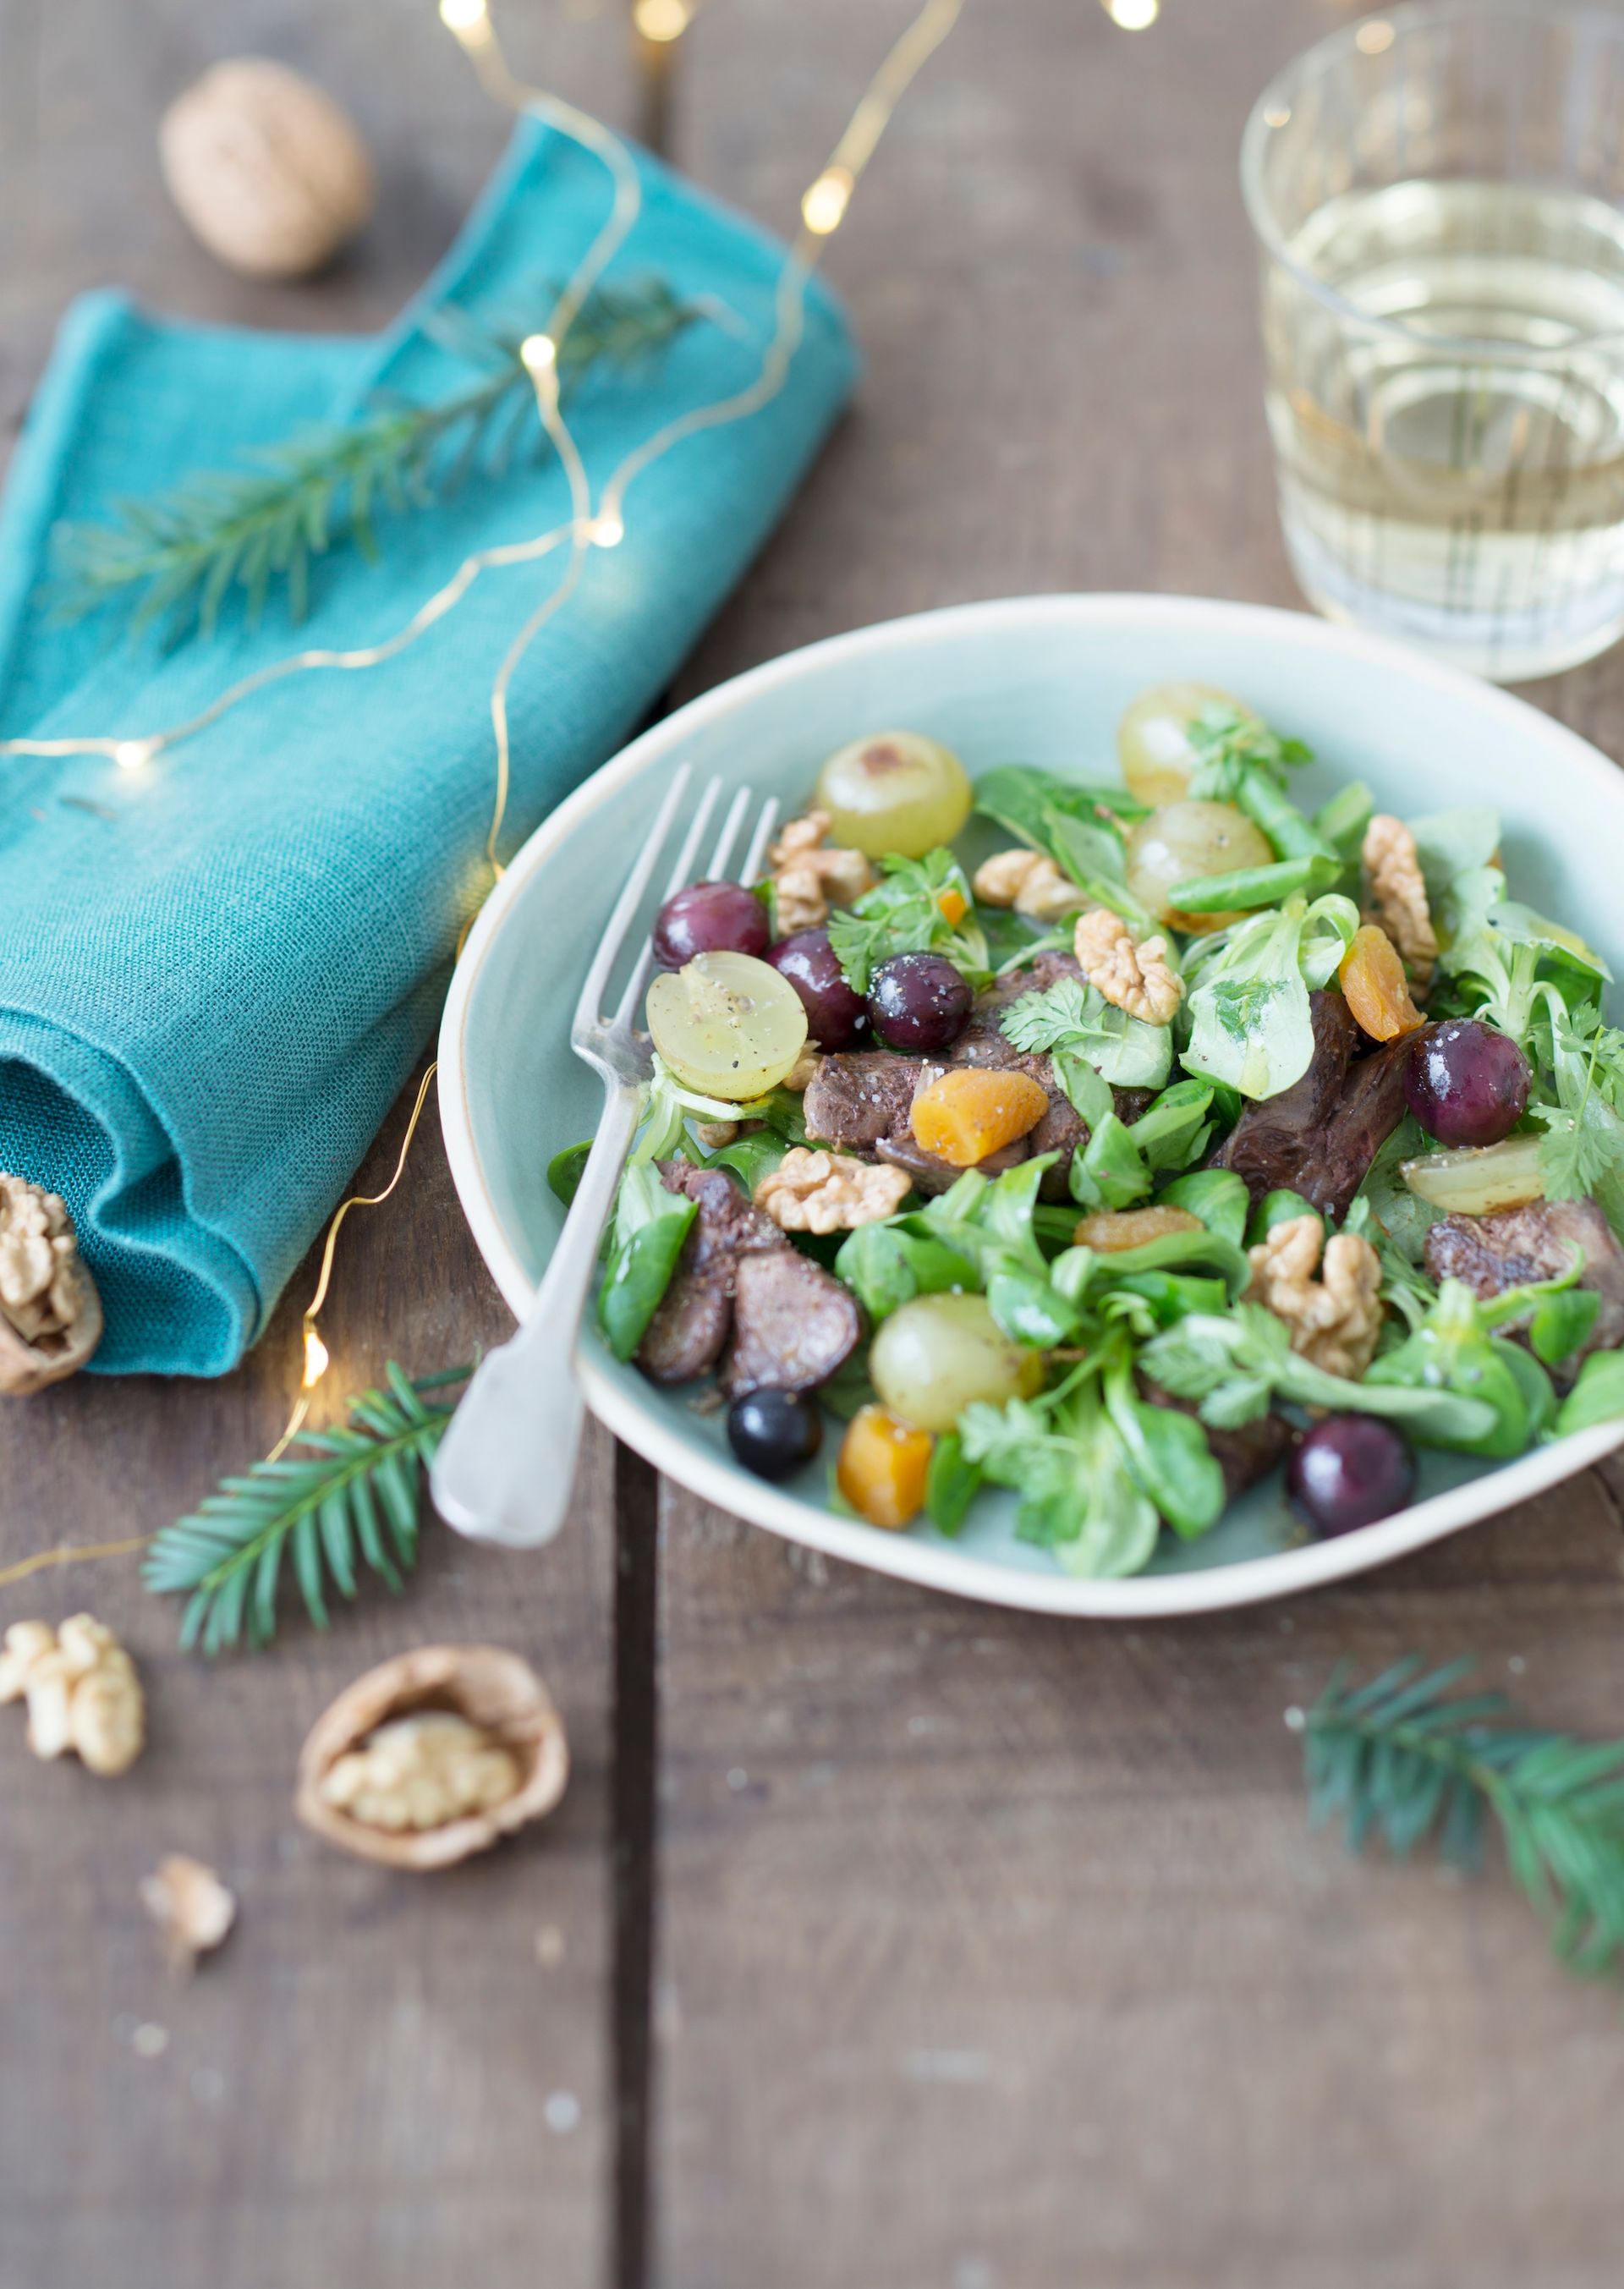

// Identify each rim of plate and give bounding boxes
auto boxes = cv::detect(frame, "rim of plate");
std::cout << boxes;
[439,592,1624,1616]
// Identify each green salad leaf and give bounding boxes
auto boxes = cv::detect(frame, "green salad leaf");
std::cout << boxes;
[597,1164,697,1362]
[826,847,989,995]
[999,972,1174,1092]
[1182,893,1359,1101]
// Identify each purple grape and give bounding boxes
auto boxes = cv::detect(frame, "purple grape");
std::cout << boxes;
[1287,1416,1417,1539]
[1404,1018,1530,1149]
[652,880,770,971]
[766,930,869,1050]
[727,1388,823,1480]
[868,952,972,1053]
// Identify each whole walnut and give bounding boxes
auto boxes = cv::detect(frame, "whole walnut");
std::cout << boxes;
[159,59,376,281]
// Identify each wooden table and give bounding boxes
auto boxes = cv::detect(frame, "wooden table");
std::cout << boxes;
[6,4,1624,2285]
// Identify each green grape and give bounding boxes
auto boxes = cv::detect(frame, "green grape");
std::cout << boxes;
[1117,682,1250,806]
[646,952,809,1101]
[1124,799,1273,932]
[815,729,973,859]
[869,1293,1044,1434]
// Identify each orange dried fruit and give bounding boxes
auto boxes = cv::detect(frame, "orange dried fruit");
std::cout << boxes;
[909,1067,1051,1167]
[935,884,969,927]
[1339,923,1425,1042]
[1073,1205,1204,1252]
[836,1405,933,1530]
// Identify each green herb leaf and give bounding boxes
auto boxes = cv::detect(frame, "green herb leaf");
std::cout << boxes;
[826,848,988,995]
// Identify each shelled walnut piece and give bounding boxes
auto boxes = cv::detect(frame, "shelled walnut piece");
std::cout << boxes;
[1248,1215,1384,1381]
[159,59,376,281]
[0,1615,145,1776]
[296,1644,568,1870]
[140,1855,237,1972]
[0,1175,102,1394]
[768,811,874,933]
[754,1147,911,1234]
[972,848,1088,924]
[1073,908,1184,1025]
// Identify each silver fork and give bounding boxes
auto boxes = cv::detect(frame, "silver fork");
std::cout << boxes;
[431,766,780,1547]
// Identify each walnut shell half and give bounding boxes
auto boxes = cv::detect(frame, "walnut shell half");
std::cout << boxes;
[0,1176,103,1396]
[294,1645,568,1871]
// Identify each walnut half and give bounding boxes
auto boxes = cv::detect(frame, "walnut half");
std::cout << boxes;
[754,1146,912,1234]
[0,1175,102,1396]
[767,810,875,934]
[295,1644,568,1871]
[0,1614,145,1776]
[1073,908,1184,1025]
[1247,1215,1384,1381]
[1362,815,1438,987]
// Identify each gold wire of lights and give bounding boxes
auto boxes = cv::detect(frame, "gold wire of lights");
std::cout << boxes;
[0,0,968,1445]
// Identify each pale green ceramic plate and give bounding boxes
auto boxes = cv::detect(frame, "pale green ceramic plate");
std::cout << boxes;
[440,596,1624,1614]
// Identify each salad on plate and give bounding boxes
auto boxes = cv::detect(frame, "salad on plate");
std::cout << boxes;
[558,685,1624,1578]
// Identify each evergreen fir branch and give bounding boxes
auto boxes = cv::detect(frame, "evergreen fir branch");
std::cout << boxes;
[143,1361,471,1654]
[1301,1657,1624,1976]
[53,274,705,645]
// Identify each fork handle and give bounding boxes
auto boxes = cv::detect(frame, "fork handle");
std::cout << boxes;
[430,1084,643,1547]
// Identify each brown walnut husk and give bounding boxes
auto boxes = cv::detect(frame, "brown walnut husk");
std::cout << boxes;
[294,1644,568,1871]
[0,1176,102,1396]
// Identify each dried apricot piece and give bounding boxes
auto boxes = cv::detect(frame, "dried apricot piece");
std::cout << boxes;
[1073,1205,1204,1252]
[910,1067,1051,1167]
[1339,923,1425,1042]
[836,1405,933,1530]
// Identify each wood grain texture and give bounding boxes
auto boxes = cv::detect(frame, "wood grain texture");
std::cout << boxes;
[0,1,634,2281]
[654,4,1624,2285]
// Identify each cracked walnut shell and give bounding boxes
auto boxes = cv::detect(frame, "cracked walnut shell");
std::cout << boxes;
[0,1176,102,1395]
[295,1644,568,1870]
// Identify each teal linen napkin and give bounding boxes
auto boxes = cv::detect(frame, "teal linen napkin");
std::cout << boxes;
[0,121,855,1375]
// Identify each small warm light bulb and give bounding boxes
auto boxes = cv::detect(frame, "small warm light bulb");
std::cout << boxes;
[520,332,557,375]
[439,0,488,33]
[1103,0,1159,26]
[634,0,690,40]
[1263,103,1292,129]
[590,513,625,548]
[801,167,853,237]
[1355,19,1396,54]
[302,1328,330,1390]
[113,738,153,772]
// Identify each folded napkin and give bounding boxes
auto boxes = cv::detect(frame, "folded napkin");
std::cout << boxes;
[0,120,855,1375]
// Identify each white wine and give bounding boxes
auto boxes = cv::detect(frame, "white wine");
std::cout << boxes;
[1264,180,1624,679]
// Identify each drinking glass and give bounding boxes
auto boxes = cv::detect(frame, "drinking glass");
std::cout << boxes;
[1243,1,1624,682]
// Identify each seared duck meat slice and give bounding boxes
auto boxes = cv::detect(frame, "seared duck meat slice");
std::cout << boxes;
[1424,1197,1624,1368]
[721,1250,863,1399]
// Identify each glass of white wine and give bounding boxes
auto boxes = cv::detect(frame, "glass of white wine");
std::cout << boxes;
[1243,2,1624,682]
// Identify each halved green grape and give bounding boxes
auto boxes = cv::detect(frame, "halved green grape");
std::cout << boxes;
[869,1293,1045,1435]
[1117,682,1250,806]
[1124,799,1274,931]
[646,951,809,1101]
[1401,1134,1544,1216]
[814,729,972,859]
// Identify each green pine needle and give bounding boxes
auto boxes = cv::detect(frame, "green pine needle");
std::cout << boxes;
[1302,1657,1624,1976]
[143,1361,470,1655]
[53,274,705,645]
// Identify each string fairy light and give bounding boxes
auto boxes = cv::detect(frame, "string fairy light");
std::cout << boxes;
[0,0,969,1497]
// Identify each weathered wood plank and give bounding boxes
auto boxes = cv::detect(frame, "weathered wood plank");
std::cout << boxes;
[0,1,637,2280]
[655,4,1624,2283]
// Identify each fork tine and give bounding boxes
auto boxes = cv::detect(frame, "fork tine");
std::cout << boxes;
[574,761,692,1037]
[611,775,725,1031]
[706,784,754,881]
[740,795,779,886]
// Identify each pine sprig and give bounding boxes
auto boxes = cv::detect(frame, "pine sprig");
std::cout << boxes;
[143,1362,470,1655]
[54,275,705,645]
[1301,1658,1624,1976]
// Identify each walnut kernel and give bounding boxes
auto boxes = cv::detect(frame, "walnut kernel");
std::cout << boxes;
[0,1174,102,1394]
[754,1146,912,1235]
[1247,1215,1384,1381]
[1073,908,1183,1024]
[1362,815,1438,986]
[766,812,875,933]
[972,848,1089,923]
[0,1615,145,1776]
[140,1855,237,1971]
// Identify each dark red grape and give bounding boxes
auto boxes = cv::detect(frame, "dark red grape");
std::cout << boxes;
[651,881,770,970]
[1404,1018,1530,1148]
[766,930,868,1050]
[1287,1415,1416,1538]
[727,1387,823,1480]
[868,952,972,1053]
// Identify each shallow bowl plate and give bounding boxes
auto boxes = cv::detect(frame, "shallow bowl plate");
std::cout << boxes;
[440,595,1624,1614]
